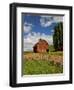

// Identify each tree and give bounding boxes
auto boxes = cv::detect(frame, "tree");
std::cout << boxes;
[53,22,63,51]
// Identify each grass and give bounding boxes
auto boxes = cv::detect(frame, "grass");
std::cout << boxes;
[22,59,63,75]
[22,45,63,75]
[49,51,63,56]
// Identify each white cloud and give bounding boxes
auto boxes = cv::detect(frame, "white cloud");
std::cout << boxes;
[23,32,53,51]
[54,16,63,23]
[23,22,33,33]
[40,15,63,27]
[40,16,53,27]
[24,22,33,26]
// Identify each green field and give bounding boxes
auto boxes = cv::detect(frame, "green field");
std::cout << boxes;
[22,51,63,75]
[22,60,63,75]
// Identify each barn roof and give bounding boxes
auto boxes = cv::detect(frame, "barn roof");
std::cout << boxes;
[33,39,49,48]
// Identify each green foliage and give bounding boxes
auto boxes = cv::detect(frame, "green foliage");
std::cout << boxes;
[22,60,63,75]
[53,22,63,51]
[49,45,55,52]
[49,51,63,56]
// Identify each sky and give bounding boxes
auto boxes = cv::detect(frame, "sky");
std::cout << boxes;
[22,14,63,51]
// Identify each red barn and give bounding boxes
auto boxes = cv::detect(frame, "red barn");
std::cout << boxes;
[33,39,49,53]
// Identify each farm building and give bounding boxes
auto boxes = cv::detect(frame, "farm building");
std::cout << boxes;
[33,39,49,53]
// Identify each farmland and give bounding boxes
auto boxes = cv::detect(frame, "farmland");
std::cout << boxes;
[22,50,63,75]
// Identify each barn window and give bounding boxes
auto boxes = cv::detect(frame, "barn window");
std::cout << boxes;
[47,49,49,52]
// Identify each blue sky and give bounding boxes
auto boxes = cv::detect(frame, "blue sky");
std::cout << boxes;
[22,14,57,35]
[22,14,63,51]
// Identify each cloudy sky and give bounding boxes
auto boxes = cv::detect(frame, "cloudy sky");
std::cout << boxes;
[22,14,63,51]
